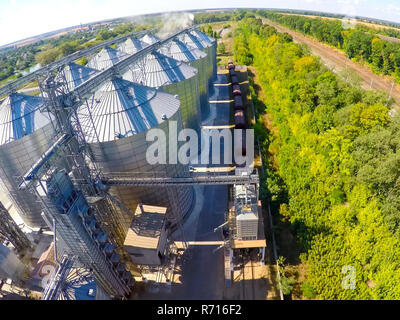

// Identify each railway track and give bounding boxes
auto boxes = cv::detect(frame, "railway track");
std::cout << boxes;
[240,250,256,300]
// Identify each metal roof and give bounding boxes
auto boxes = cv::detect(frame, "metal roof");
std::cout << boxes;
[188,30,216,47]
[0,93,52,146]
[118,37,148,55]
[86,46,129,71]
[140,34,160,45]
[77,78,180,143]
[124,205,166,249]
[122,51,198,87]
[58,63,99,91]
[158,39,207,63]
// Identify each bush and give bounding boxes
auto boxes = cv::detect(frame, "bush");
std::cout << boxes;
[302,282,317,299]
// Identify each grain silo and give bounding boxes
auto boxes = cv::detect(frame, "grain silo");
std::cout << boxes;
[0,93,55,228]
[87,46,129,71]
[185,29,217,82]
[118,37,148,55]
[76,78,194,232]
[57,63,99,91]
[159,39,209,118]
[122,51,201,131]
[140,34,160,45]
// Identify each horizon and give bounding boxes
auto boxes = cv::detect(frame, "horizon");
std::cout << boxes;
[2,0,400,47]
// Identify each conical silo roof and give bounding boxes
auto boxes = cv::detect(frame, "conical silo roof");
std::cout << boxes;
[58,63,99,91]
[187,29,216,48]
[118,37,148,55]
[77,78,180,143]
[0,93,52,146]
[158,39,207,63]
[140,34,160,45]
[86,46,129,71]
[122,51,198,87]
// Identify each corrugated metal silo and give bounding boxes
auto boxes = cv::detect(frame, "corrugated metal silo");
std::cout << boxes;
[0,93,56,228]
[77,78,194,232]
[159,39,209,118]
[87,46,128,71]
[186,29,217,82]
[57,63,99,91]
[122,51,201,131]
[118,37,148,55]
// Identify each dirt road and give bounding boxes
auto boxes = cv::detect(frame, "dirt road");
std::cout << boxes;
[262,18,400,108]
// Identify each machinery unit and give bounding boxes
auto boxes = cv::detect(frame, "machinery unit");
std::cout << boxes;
[234,185,258,241]
[0,201,31,254]
[87,46,129,71]
[76,78,194,229]
[159,39,209,117]
[123,51,201,131]
[42,169,134,298]
[0,93,56,228]
[118,37,148,55]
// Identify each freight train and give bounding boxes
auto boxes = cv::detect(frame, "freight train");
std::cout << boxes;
[228,60,248,161]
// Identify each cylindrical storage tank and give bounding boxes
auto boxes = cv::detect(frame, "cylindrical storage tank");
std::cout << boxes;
[182,30,217,82]
[118,37,148,55]
[122,51,201,132]
[234,95,244,110]
[184,29,217,80]
[140,34,160,45]
[159,39,209,119]
[87,46,128,71]
[0,93,56,228]
[57,63,99,92]
[77,78,194,233]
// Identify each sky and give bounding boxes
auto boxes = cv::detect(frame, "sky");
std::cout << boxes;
[1,0,400,46]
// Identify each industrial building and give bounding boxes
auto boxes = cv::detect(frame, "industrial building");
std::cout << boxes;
[0,25,261,300]
[123,204,168,266]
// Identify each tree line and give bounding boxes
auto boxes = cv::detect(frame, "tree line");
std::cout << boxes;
[235,17,400,299]
[258,11,400,83]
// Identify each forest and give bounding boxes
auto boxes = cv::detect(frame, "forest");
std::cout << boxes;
[257,11,400,83]
[234,17,400,299]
